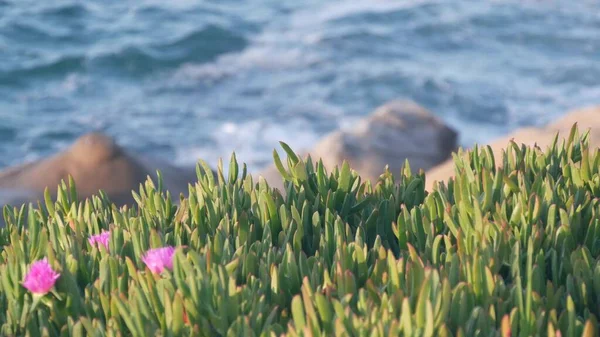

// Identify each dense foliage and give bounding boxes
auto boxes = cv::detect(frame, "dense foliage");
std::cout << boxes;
[1,125,600,337]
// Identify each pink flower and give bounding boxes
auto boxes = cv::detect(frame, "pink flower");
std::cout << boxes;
[22,258,60,294]
[142,246,176,274]
[88,231,111,250]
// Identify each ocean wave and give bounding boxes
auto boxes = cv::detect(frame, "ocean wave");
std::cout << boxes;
[0,24,247,84]
[0,55,85,86]
[290,0,436,26]
[149,25,247,65]
[1,20,72,46]
[165,0,440,87]
[41,3,88,19]
[91,25,246,77]
[169,45,321,88]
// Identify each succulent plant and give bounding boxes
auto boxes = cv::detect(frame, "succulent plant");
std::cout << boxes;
[1,124,599,336]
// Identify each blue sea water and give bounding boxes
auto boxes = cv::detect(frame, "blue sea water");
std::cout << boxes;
[1,0,600,171]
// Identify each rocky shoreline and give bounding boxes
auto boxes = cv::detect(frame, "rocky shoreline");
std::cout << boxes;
[260,101,600,192]
[0,101,598,222]
[424,105,600,190]
[0,133,196,210]
[259,100,459,192]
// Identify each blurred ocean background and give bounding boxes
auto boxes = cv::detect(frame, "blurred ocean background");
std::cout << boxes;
[1,0,600,171]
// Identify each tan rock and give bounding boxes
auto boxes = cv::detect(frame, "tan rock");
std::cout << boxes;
[425,105,600,190]
[547,106,600,144]
[0,132,196,209]
[260,100,458,191]
[259,160,288,192]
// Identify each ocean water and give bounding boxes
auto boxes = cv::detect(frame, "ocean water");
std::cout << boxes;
[1,0,600,172]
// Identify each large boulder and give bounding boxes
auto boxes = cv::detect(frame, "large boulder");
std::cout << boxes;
[425,105,600,190]
[0,132,197,211]
[260,100,458,190]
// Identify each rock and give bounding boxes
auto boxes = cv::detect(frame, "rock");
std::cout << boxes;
[547,106,600,144]
[260,100,458,190]
[0,132,197,212]
[259,160,288,192]
[425,105,600,190]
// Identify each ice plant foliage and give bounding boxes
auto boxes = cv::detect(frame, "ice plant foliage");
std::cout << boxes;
[3,125,600,336]
[88,230,110,250]
[142,246,176,274]
[22,258,60,295]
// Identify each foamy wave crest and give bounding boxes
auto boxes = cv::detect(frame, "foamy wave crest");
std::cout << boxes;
[175,118,321,173]
[290,0,434,26]
[169,0,433,86]
[170,39,321,87]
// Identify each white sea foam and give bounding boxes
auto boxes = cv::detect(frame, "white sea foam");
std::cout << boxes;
[175,118,321,173]
[291,0,435,26]
[173,47,321,85]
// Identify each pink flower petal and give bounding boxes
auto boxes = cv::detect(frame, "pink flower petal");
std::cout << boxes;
[88,230,111,250]
[22,258,60,294]
[142,246,176,274]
